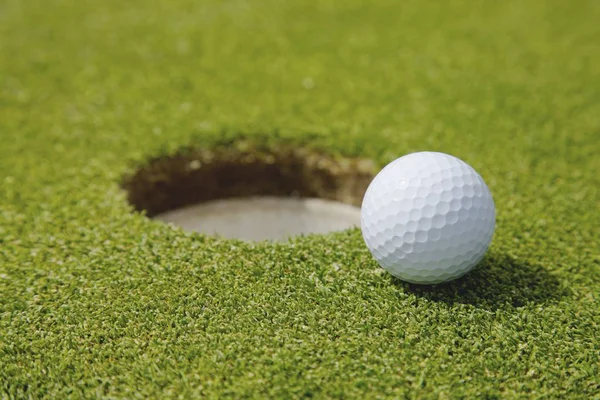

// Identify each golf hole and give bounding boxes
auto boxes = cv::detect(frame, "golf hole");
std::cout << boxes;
[122,144,377,241]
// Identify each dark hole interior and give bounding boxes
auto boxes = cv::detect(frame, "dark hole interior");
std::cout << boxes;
[122,145,377,217]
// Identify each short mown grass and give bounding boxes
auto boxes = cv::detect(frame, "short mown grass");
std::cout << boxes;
[1,0,599,398]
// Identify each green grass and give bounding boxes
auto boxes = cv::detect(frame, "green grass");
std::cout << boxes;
[1,0,599,398]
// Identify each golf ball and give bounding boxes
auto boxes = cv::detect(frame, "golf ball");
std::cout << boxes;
[361,152,495,284]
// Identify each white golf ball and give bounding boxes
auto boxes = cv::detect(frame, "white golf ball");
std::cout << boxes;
[361,152,495,284]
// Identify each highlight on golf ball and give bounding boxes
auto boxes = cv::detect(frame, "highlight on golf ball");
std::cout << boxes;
[361,151,495,284]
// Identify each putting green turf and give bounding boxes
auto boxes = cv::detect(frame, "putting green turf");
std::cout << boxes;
[1,0,599,397]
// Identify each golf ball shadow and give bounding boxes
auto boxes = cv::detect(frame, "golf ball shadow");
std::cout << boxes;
[397,252,569,310]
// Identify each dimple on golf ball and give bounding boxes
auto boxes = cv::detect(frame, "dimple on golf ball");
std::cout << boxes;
[361,152,495,284]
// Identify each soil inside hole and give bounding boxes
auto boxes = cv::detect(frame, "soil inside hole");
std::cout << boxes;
[122,144,377,240]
